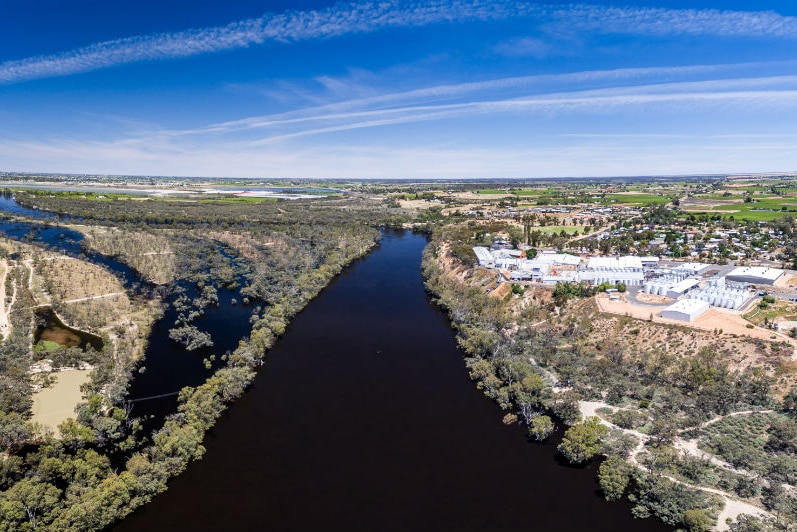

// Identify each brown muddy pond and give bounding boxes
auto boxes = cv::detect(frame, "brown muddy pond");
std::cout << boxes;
[34,307,103,352]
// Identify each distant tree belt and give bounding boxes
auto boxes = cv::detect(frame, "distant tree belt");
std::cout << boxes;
[14,191,407,228]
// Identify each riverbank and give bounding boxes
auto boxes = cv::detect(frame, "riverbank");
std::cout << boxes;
[421,223,788,531]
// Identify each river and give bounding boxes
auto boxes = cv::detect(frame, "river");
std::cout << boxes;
[113,229,668,532]
[0,196,667,531]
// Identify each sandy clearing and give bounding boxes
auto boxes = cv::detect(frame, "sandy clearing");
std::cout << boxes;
[595,294,797,353]
[716,498,769,531]
[31,369,91,433]
[634,292,674,305]
[775,273,797,288]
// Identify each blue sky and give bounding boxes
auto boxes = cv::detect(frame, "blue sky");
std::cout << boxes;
[1,0,797,179]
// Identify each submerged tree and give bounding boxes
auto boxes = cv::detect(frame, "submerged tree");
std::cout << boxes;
[558,417,608,464]
[528,415,555,441]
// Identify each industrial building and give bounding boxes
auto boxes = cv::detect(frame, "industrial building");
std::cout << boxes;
[688,284,751,310]
[580,270,644,286]
[473,247,494,267]
[640,256,660,269]
[581,255,644,286]
[586,256,643,272]
[643,277,700,298]
[515,261,550,281]
[535,253,581,267]
[510,270,535,281]
[671,262,711,276]
[726,266,784,286]
[544,271,579,284]
[661,299,711,322]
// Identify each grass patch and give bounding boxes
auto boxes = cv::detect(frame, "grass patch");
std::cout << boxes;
[680,208,796,222]
[34,340,62,353]
[534,225,584,235]
[743,300,797,326]
[474,188,513,195]
[600,193,672,206]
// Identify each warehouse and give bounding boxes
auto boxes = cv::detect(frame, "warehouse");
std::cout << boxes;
[665,278,701,299]
[515,261,550,281]
[535,253,581,267]
[579,270,644,286]
[472,247,494,267]
[640,256,659,269]
[689,285,751,310]
[726,266,784,286]
[643,277,699,298]
[661,299,710,322]
[586,256,643,272]
[671,262,711,276]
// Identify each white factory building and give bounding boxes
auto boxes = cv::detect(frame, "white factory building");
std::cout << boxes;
[726,266,784,286]
[580,270,644,286]
[688,277,752,310]
[474,247,582,271]
[661,299,711,322]
[586,256,643,272]
[640,256,660,269]
[473,247,495,267]
[582,255,644,286]
[643,277,700,299]
[671,262,711,276]
[534,252,581,267]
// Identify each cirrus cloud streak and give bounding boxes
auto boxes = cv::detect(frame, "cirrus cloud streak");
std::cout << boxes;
[2,1,797,85]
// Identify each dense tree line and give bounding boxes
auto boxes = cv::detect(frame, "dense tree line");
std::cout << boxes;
[14,190,406,229]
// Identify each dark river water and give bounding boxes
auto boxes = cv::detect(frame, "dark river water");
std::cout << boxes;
[0,195,667,531]
[114,230,668,532]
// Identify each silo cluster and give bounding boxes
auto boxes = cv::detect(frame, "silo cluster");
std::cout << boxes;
[644,276,683,296]
[689,285,750,310]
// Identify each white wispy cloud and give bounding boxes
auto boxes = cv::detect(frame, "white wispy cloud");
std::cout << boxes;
[161,71,797,145]
[2,2,797,85]
[553,4,797,38]
[184,63,789,135]
[0,0,522,85]
[240,88,797,145]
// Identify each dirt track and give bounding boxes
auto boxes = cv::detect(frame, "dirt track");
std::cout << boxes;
[0,260,10,339]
